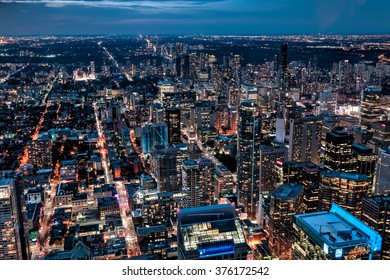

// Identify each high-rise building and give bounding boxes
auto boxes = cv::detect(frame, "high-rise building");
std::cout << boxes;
[293,203,382,260]
[318,170,370,217]
[166,108,181,145]
[360,87,381,128]
[153,149,178,192]
[352,143,376,185]
[28,138,52,170]
[0,179,24,259]
[275,111,285,144]
[259,144,288,194]
[289,115,322,165]
[214,165,234,197]
[141,123,168,155]
[177,204,250,260]
[374,146,390,195]
[280,43,289,90]
[361,196,390,260]
[283,161,322,214]
[324,130,357,172]
[319,89,337,116]
[237,100,261,220]
[268,183,303,259]
[175,54,190,79]
[131,189,186,226]
[369,121,390,152]
[182,158,215,208]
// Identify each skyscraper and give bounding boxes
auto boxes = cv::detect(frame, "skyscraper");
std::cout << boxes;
[268,183,303,259]
[153,148,178,192]
[28,137,52,170]
[175,54,190,79]
[237,100,261,220]
[352,143,376,185]
[141,123,168,155]
[360,87,381,128]
[259,144,288,194]
[0,179,24,259]
[280,43,289,90]
[374,146,390,195]
[361,196,390,260]
[318,170,370,217]
[323,130,357,173]
[289,115,322,165]
[166,108,181,145]
[182,158,215,208]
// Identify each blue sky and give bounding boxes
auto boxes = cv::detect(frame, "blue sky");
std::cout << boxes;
[0,0,389,35]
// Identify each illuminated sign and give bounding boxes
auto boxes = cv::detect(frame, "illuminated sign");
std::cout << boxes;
[323,243,329,254]
[335,249,343,258]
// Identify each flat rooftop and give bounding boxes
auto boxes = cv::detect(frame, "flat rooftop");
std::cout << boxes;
[272,183,303,200]
[295,204,381,252]
[321,170,369,182]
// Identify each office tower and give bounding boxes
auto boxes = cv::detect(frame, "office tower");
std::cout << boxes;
[131,189,186,226]
[13,174,30,260]
[369,121,390,152]
[354,128,373,145]
[289,115,322,165]
[275,111,285,143]
[360,87,381,128]
[151,102,165,124]
[352,143,376,185]
[324,130,357,172]
[28,138,52,169]
[361,196,390,259]
[153,149,178,192]
[177,204,250,260]
[259,144,288,194]
[166,108,181,145]
[285,106,305,136]
[318,170,370,217]
[293,204,382,260]
[141,123,168,155]
[182,158,215,208]
[0,179,24,260]
[158,80,175,102]
[282,161,322,213]
[374,146,390,195]
[237,100,261,220]
[280,43,289,90]
[175,54,190,79]
[268,183,303,259]
[108,102,121,122]
[89,61,95,76]
[319,89,338,116]
[191,101,215,133]
[214,165,234,197]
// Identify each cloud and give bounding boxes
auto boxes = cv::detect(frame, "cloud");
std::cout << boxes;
[315,0,367,30]
[0,0,225,10]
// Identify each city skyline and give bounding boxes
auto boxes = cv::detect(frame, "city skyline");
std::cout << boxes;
[0,0,390,35]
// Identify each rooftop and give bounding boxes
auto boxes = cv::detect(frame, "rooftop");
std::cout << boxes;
[295,204,382,253]
[137,225,168,237]
[272,183,303,200]
[178,204,236,225]
[321,170,369,182]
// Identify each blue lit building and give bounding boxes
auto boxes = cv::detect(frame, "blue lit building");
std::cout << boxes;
[292,204,382,260]
[141,123,168,155]
[177,204,251,260]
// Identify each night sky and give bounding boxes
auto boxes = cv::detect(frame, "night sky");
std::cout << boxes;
[0,0,389,35]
